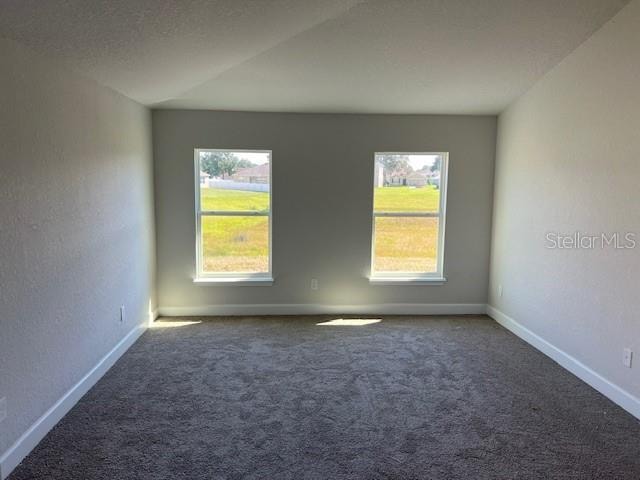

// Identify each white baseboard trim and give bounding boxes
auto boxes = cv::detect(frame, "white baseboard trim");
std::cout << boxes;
[0,323,147,480]
[486,305,640,420]
[158,303,487,317]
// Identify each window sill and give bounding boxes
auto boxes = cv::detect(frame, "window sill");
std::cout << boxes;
[369,276,447,285]
[193,277,274,286]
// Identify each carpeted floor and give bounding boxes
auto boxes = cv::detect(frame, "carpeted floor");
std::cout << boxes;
[9,315,640,479]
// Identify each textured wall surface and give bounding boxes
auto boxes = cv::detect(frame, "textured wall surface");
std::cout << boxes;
[0,38,156,455]
[153,110,496,309]
[490,0,640,398]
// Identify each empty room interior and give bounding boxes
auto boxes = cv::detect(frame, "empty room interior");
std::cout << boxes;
[1,1,639,478]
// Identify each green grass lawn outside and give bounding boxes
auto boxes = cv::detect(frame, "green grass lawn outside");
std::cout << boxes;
[200,186,439,273]
[202,215,269,273]
[374,185,440,212]
[201,188,269,212]
[373,217,438,273]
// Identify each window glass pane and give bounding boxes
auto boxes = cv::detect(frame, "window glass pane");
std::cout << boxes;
[374,154,442,213]
[373,217,439,273]
[199,151,270,212]
[202,216,269,273]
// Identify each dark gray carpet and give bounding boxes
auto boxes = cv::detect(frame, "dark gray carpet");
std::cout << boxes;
[9,315,640,479]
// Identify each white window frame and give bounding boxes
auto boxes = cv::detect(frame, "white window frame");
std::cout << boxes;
[194,148,273,285]
[369,152,449,285]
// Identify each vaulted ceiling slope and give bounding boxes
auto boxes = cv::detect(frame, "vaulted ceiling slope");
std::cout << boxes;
[0,0,629,114]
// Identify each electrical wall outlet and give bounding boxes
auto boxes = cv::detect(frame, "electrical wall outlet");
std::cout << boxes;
[120,305,126,323]
[0,397,6,423]
[498,285,503,298]
[623,348,633,368]
[310,278,319,290]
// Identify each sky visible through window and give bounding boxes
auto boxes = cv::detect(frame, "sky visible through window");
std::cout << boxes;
[405,154,439,170]
[235,152,269,165]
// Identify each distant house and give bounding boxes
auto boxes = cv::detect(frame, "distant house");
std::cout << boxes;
[199,171,210,185]
[386,166,412,186]
[232,163,269,184]
[376,163,438,187]
[417,168,441,188]
[406,171,428,187]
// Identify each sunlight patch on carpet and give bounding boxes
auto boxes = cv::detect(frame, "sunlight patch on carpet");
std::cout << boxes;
[150,320,203,328]
[316,318,381,326]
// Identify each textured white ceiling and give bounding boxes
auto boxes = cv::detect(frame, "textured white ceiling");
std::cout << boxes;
[0,0,629,113]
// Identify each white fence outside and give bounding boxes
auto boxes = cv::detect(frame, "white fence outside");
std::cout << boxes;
[206,179,270,193]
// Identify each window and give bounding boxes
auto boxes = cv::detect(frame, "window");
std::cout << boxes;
[370,152,448,282]
[194,149,272,282]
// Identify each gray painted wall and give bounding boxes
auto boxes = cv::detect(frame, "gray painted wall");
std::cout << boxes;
[153,110,496,309]
[490,0,640,398]
[0,39,156,455]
